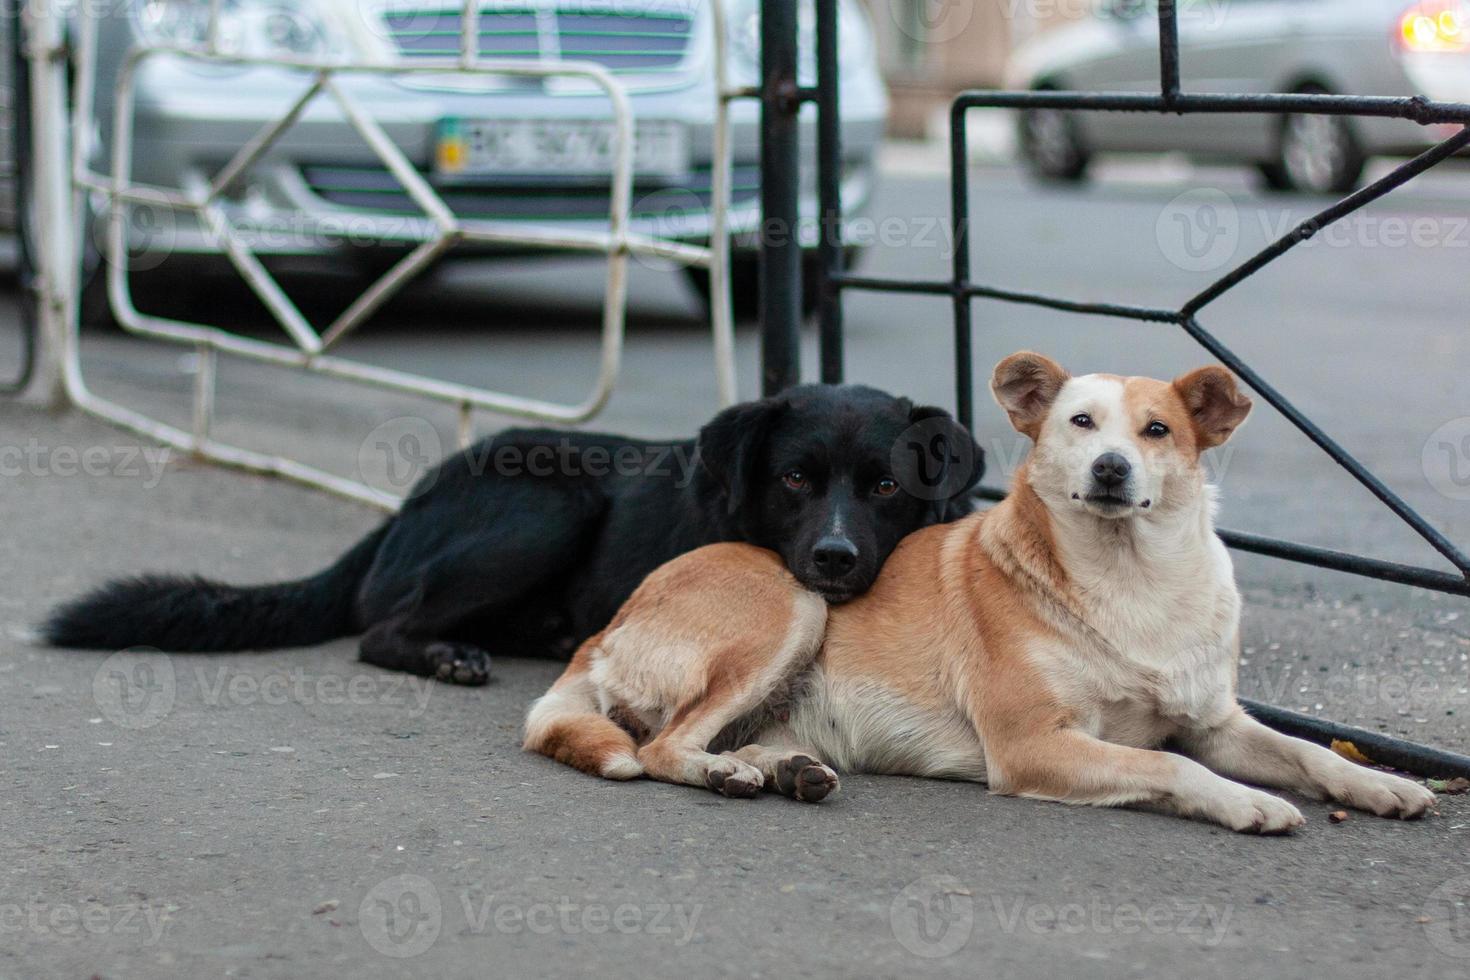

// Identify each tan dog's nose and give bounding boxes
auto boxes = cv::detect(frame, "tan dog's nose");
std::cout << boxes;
[1091,452,1132,488]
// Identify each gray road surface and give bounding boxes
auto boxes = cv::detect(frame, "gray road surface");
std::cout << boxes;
[2,161,1468,979]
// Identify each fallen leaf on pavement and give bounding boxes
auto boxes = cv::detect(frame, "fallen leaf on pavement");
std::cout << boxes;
[1330,740,1376,766]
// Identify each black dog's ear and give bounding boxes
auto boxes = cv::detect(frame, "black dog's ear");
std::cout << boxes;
[897,403,986,523]
[696,395,788,514]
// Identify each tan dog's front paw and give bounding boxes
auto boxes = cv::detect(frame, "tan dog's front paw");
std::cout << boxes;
[704,758,764,799]
[1327,769,1435,820]
[773,754,839,803]
[1216,788,1305,834]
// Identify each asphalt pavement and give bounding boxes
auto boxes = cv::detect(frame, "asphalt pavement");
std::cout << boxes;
[2,157,1469,979]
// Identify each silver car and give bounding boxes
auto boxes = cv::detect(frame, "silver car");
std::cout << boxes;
[6,0,888,319]
[1008,0,1470,192]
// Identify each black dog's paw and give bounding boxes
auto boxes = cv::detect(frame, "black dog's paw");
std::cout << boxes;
[774,754,839,803]
[424,642,492,686]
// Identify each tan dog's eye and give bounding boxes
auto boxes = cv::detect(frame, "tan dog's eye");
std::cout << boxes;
[1144,420,1170,439]
[874,477,899,497]
[782,470,809,490]
[1070,413,1094,429]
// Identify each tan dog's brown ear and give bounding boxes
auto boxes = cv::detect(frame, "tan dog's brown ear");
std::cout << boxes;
[991,352,1070,439]
[1173,366,1252,448]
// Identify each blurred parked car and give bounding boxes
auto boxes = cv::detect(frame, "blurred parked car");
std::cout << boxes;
[2,0,888,320]
[1008,0,1469,192]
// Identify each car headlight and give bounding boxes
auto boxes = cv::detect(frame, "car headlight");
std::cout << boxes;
[726,0,875,87]
[1397,0,1468,51]
[132,0,345,59]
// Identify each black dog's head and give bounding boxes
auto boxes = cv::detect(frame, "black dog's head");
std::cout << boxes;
[697,385,984,603]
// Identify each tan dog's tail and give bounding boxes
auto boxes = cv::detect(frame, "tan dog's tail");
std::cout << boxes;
[523,649,643,781]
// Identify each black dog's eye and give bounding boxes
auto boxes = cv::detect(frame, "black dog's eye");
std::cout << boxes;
[782,470,809,491]
[874,477,899,497]
[1070,413,1094,429]
[1144,420,1170,439]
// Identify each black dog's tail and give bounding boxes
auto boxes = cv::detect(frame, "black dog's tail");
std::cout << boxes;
[41,523,390,652]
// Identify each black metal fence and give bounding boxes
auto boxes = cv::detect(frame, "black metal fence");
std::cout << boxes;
[760,0,1470,601]
[3,2,37,396]
[758,1,1470,774]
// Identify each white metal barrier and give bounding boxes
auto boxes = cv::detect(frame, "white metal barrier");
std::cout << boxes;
[23,0,744,509]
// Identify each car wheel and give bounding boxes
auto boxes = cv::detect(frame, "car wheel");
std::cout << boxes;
[1018,106,1090,183]
[1254,161,1293,193]
[1274,87,1366,194]
[688,249,856,323]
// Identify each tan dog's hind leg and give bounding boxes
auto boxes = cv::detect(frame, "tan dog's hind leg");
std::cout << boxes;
[987,729,1307,833]
[1177,708,1436,819]
[638,699,769,798]
[632,591,828,800]
[524,646,643,781]
[727,743,840,803]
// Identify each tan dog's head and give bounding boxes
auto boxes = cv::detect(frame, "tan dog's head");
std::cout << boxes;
[991,352,1252,520]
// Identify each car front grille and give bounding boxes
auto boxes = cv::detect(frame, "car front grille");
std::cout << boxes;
[301,163,761,222]
[381,6,697,74]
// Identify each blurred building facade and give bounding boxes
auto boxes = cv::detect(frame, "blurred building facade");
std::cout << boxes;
[861,0,1066,137]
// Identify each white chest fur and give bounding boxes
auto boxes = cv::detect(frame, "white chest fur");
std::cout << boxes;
[1039,509,1243,743]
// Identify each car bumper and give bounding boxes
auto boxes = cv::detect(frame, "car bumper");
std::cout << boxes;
[118,62,887,257]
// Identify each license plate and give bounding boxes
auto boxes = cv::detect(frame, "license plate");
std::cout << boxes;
[435,118,689,179]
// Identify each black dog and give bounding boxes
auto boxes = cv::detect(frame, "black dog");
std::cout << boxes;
[44,385,983,684]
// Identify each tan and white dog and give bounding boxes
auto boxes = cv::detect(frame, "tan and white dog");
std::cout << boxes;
[524,353,1436,832]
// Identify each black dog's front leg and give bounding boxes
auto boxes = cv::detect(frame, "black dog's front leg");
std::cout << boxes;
[360,615,494,686]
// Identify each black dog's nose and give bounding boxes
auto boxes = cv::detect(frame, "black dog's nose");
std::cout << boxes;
[1091,452,1132,488]
[811,537,859,577]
